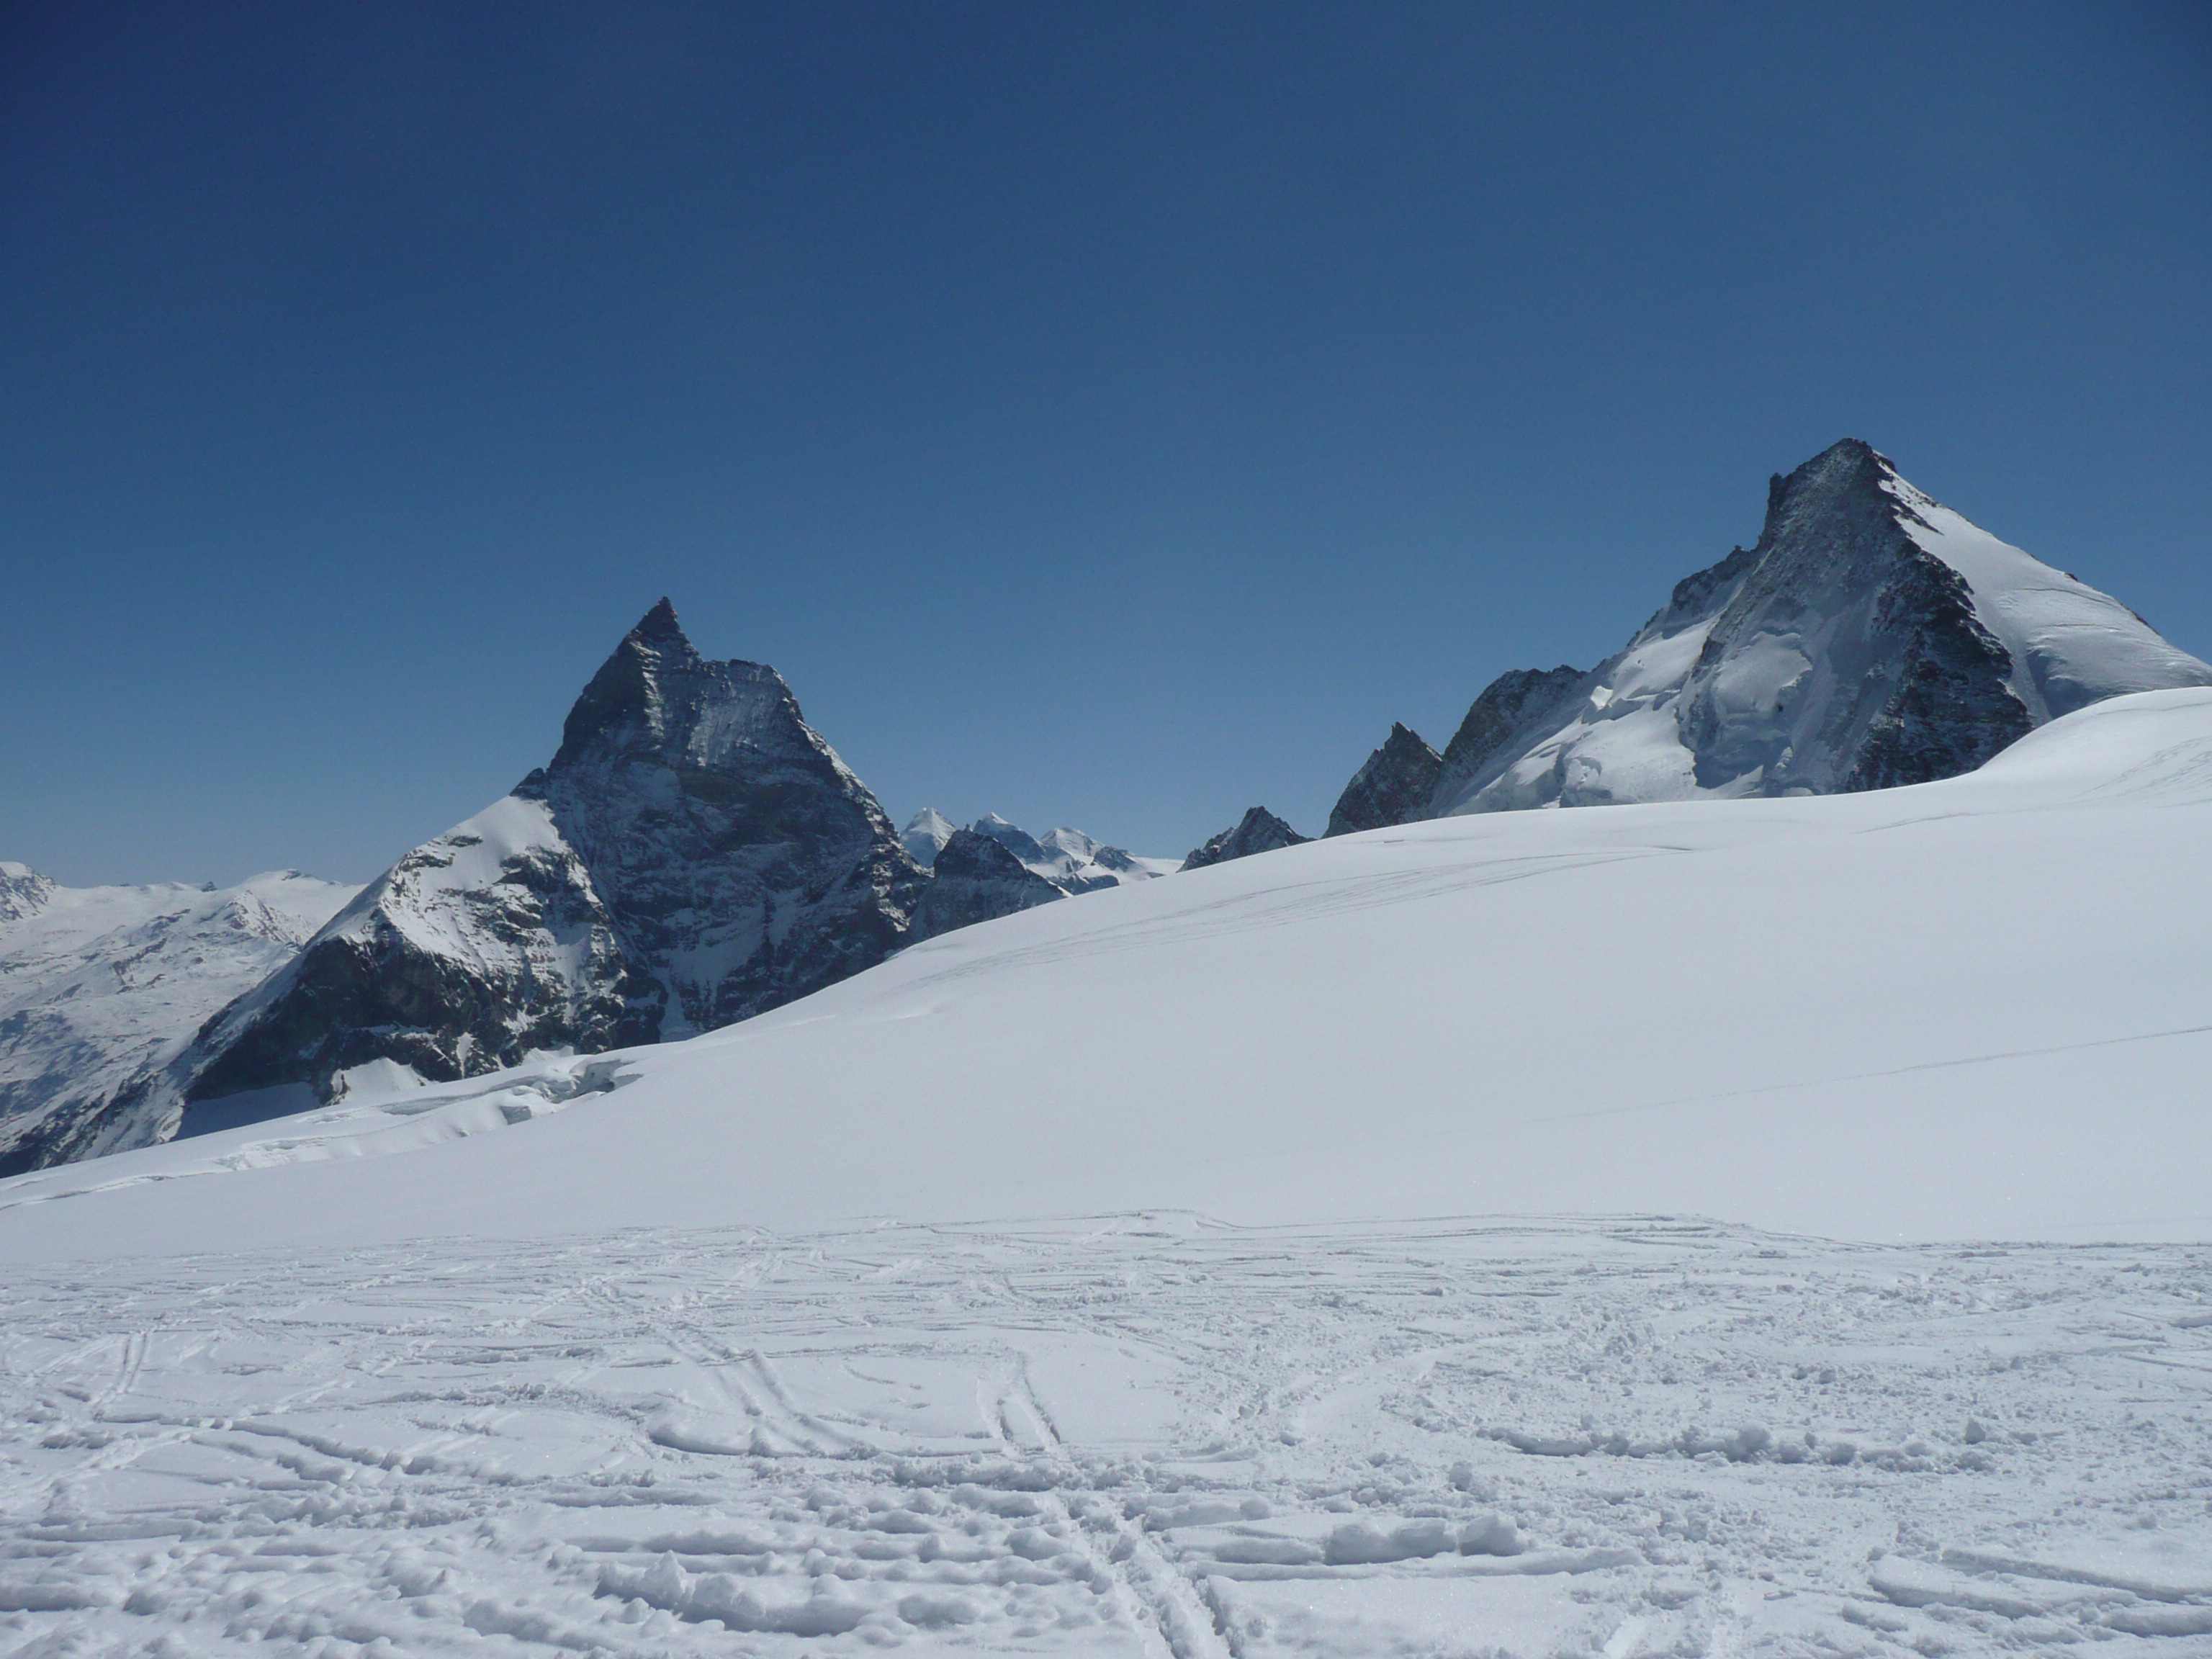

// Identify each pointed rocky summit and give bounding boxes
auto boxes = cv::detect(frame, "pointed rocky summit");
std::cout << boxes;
[1331,439,2212,825]
[179,601,927,1125]
[1182,807,1310,871]
[1326,723,1443,837]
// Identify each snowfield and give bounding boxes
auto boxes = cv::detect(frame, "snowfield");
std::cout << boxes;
[2,688,2211,1655]
[4,1219,2209,1655]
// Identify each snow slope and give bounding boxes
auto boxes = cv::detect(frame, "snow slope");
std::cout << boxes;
[0,868,357,1172]
[5,685,2211,1262]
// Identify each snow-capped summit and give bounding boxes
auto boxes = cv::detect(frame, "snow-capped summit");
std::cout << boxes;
[1339,440,2212,823]
[899,807,958,867]
[163,601,927,1146]
[0,862,57,927]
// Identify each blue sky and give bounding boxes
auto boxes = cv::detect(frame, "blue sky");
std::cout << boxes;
[4,1,2209,884]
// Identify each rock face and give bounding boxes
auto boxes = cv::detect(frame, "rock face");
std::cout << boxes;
[1334,439,2212,827]
[1182,808,1310,871]
[908,829,1064,942]
[181,601,927,1128]
[0,869,359,1173]
[1431,666,1585,809]
[1326,724,1443,837]
[0,864,57,927]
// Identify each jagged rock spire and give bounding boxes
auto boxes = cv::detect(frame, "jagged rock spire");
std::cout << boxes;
[1326,724,1442,837]
[1182,807,1310,871]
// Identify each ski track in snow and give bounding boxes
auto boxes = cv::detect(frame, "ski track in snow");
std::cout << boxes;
[3,1217,2209,1657]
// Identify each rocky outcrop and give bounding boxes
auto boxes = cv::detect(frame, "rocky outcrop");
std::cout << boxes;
[1326,724,1443,837]
[176,601,927,1130]
[0,863,57,927]
[1431,666,1585,807]
[907,828,1064,942]
[1182,808,1310,871]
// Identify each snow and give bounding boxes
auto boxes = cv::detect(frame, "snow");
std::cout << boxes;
[0,868,358,1164]
[5,685,2212,1259]
[899,807,958,867]
[1886,472,2212,721]
[922,811,1175,891]
[1,1217,2208,1655]
[4,690,2212,1654]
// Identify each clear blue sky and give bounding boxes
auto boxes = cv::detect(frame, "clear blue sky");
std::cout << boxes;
[4,2,2208,884]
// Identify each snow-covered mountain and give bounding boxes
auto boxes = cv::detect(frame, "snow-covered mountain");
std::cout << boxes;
[907,827,1064,942]
[0,866,358,1173]
[1330,439,2212,827]
[897,806,958,866]
[167,601,925,1141]
[902,809,1176,891]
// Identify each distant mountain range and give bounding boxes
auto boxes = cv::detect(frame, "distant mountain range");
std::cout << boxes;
[4,438,2206,1173]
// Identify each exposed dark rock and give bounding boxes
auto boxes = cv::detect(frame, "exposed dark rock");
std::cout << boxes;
[907,828,1064,941]
[1182,808,1310,871]
[1326,724,1444,837]
[1431,667,1586,809]
[1843,554,2034,790]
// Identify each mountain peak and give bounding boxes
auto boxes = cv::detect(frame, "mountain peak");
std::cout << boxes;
[631,596,687,644]
[550,601,799,775]
[1326,723,1442,837]
[1182,806,1310,871]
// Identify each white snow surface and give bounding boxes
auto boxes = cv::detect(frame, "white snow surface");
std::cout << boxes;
[6,685,2212,1260]
[5,693,2212,1655]
[4,1218,2209,1656]
[0,868,357,1163]
[899,807,959,867]
[1884,472,2212,721]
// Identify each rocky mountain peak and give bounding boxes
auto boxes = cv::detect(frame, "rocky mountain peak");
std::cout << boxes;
[1182,807,1310,871]
[1326,723,1442,837]
[547,599,817,781]
[174,602,927,1132]
[1339,440,2212,825]
[907,829,1063,942]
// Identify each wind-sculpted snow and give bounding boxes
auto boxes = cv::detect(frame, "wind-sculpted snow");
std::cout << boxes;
[1,1217,2208,1656]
